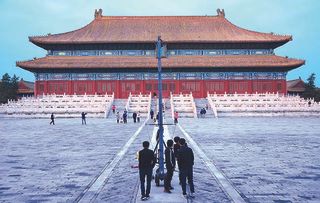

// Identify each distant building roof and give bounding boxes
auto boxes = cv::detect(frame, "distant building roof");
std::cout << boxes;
[18,79,34,94]
[287,78,305,92]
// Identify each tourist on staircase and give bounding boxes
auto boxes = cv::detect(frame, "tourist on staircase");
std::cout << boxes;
[112,104,116,114]
[174,111,179,124]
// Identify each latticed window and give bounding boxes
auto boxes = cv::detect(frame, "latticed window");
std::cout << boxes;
[145,84,152,91]
[277,83,282,91]
[169,83,175,91]
[39,84,44,91]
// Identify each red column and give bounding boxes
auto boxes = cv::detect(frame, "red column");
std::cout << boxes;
[224,80,229,94]
[116,80,121,98]
[283,79,287,94]
[200,80,205,98]
[44,81,48,95]
[247,80,253,94]
[176,80,181,94]
[34,81,38,96]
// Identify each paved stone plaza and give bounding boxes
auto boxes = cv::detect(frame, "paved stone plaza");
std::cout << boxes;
[0,116,319,202]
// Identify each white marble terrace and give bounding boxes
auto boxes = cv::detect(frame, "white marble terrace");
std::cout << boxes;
[0,93,114,118]
[207,92,320,116]
[1,92,320,118]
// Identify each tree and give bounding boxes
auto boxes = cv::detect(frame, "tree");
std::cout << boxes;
[0,73,19,104]
[306,73,316,89]
[0,73,11,103]
[301,73,320,102]
[10,74,19,100]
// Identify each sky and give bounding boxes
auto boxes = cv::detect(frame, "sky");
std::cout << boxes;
[0,0,319,85]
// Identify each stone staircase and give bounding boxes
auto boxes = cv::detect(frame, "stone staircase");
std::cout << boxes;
[194,98,215,118]
[107,99,127,118]
[170,93,197,118]
[124,93,151,118]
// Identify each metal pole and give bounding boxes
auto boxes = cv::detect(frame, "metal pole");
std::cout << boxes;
[156,36,164,177]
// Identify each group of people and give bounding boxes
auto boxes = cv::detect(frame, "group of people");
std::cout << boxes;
[150,109,179,124]
[115,109,141,124]
[116,110,127,124]
[49,112,87,125]
[138,136,195,200]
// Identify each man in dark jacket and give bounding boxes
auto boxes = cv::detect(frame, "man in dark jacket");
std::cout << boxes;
[123,110,128,124]
[139,141,156,200]
[150,109,154,119]
[133,112,137,123]
[81,112,87,125]
[50,113,55,125]
[177,138,195,198]
[173,136,180,158]
[164,139,175,193]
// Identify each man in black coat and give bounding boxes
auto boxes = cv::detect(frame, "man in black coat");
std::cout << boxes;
[177,138,195,198]
[81,112,87,125]
[123,110,128,124]
[133,112,137,123]
[150,109,154,119]
[173,136,180,158]
[50,113,55,125]
[164,139,175,193]
[138,141,156,200]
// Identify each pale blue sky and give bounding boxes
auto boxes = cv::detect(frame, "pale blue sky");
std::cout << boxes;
[0,0,319,85]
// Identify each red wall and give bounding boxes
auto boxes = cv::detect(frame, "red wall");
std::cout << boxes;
[35,79,287,98]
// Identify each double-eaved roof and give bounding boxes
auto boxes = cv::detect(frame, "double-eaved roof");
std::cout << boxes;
[18,9,304,72]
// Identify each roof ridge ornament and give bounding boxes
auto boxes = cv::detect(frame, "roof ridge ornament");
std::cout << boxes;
[217,8,225,17]
[94,8,103,19]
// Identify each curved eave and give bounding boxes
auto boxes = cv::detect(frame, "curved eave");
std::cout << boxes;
[29,37,292,51]
[28,15,292,50]
[17,55,305,73]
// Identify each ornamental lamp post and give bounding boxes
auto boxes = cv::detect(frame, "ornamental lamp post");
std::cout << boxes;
[156,36,166,179]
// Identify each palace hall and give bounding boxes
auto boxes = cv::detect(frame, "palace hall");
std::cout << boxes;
[17,9,305,98]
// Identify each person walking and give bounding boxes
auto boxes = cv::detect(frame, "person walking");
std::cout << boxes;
[123,110,128,124]
[112,104,116,114]
[200,108,204,118]
[116,111,120,123]
[150,109,154,119]
[133,112,137,123]
[81,112,87,125]
[137,111,141,123]
[164,139,175,193]
[174,111,179,124]
[177,138,195,198]
[50,113,55,125]
[138,141,156,201]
